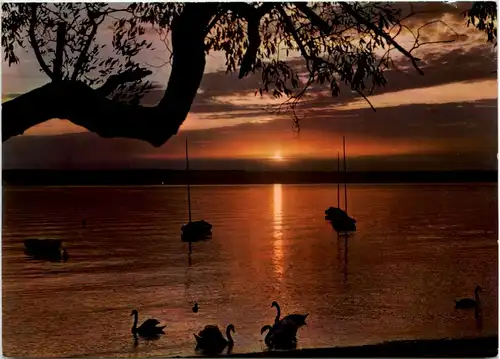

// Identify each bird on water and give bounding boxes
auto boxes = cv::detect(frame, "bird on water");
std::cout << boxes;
[272,301,308,326]
[194,324,235,354]
[130,309,166,340]
[455,286,483,309]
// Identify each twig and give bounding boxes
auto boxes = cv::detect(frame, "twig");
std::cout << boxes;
[355,89,376,112]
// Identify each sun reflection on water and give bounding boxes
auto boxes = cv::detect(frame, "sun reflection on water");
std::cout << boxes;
[272,184,284,278]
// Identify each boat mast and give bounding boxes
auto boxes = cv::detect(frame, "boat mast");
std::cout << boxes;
[337,152,340,208]
[343,136,348,215]
[185,137,192,223]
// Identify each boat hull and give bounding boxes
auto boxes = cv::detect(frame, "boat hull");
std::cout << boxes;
[325,207,357,233]
[24,238,68,261]
[181,220,212,242]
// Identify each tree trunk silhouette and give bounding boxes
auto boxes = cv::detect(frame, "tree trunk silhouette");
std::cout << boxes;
[2,3,216,147]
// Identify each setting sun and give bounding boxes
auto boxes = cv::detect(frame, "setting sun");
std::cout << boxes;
[271,151,284,161]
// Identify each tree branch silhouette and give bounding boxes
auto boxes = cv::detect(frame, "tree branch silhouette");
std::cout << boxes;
[53,22,66,80]
[338,2,424,75]
[28,4,54,80]
[70,7,102,81]
[3,3,216,146]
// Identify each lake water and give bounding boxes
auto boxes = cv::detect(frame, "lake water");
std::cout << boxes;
[2,184,498,357]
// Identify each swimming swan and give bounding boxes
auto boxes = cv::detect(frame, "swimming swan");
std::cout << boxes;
[194,324,235,354]
[130,310,165,339]
[271,301,308,326]
[261,324,297,350]
[455,286,482,309]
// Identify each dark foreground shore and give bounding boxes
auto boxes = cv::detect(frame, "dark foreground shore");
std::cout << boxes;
[221,336,498,358]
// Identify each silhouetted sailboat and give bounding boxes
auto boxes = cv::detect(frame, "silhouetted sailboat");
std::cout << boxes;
[24,238,68,261]
[325,136,356,234]
[181,138,212,242]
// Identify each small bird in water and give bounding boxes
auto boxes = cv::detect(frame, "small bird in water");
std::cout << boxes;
[192,302,199,313]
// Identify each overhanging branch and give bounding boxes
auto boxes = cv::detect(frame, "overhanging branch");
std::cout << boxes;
[338,2,424,75]
[294,2,332,35]
[2,82,169,145]
[2,3,216,147]
[3,3,218,147]
[71,10,102,81]
[239,11,262,78]
[53,22,66,81]
[277,6,310,59]
[235,2,276,79]
[28,4,54,80]
[238,6,262,79]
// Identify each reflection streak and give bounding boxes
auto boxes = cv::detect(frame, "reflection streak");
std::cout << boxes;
[272,184,284,279]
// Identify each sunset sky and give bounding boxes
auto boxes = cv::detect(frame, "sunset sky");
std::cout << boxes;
[2,2,497,171]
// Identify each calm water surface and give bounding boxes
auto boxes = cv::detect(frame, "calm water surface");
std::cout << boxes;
[2,184,498,357]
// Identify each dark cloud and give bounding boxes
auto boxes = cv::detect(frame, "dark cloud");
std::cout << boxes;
[306,44,496,106]
[186,99,497,148]
[397,2,472,26]
[136,43,496,124]
[3,99,496,171]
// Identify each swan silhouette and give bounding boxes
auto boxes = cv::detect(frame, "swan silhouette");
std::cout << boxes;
[261,325,274,347]
[130,310,165,339]
[455,286,483,309]
[192,302,199,313]
[194,324,235,354]
[271,301,308,326]
[261,324,297,350]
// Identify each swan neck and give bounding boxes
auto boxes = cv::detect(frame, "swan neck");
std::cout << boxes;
[262,325,272,333]
[226,326,233,343]
[274,303,281,323]
[132,312,138,332]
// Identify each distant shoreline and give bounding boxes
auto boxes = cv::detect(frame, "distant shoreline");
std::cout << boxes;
[181,336,498,358]
[2,169,497,186]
